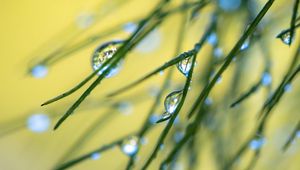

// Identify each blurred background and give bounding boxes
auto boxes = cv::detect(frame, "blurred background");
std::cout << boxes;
[0,0,299,169]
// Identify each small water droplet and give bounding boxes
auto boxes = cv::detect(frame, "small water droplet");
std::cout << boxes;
[213,47,223,58]
[277,31,293,45]
[296,130,300,138]
[284,83,292,92]
[135,29,161,53]
[207,32,218,45]
[90,152,101,160]
[218,0,242,11]
[240,38,250,51]
[31,65,48,78]
[173,131,184,143]
[123,22,137,33]
[261,72,272,86]
[149,114,160,124]
[159,144,165,150]
[216,76,222,84]
[140,137,148,145]
[205,97,213,105]
[121,136,139,156]
[76,13,94,29]
[92,40,123,78]
[177,56,193,76]
[27,113,50,133]
[249,135,265,150]
[159,70,164,75]
[117,101,133,115]
[164,90,183,114]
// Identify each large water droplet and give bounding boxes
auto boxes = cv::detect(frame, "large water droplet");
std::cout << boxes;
[177,56,193,76]
[27,113,50,133]
[277,31,293,45]
[91,40,123,78]
[164,90,183,114]
[31,65,48,78]
[249,135,265,150]
[121,136,139,156]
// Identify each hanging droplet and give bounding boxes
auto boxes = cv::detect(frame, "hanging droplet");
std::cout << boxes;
[261,72,272,86]
[159,144,165,150]
[159,70,164,75]
[277,31,293,45]
[27,113,50,133]
[31,65,48,78]
[177,56,193,76]
[90,152,101,160]
[204,97,213,105]
[240,38,250,51]
[248,135,266,150]
[216,76,222,84]
[164,90,183,114]
[121,136,139,156]
[92,40,123,78]
[296,130,300,138]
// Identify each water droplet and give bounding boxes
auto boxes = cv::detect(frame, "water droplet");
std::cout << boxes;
[216,76,222,84]
[207,32,218,45]
[240,38,250,51]
[213,47,223,58]
[205,97,213,105]
[149,114,160,124]
[31,65,48,78]
[164,90,183,114]
[177,56,193,76]
[173,131,184,143]
[123,22,137,33]
[296,130,300,138]
[159,144,165,150]
[27,113,50,133]
[117,101,133,115]
[121,136,139,156]
[284,83,292,92]
[277,31,293,45]
[261,72,272,86]
[140,137,148,145]
[249,135,265,150]
[135,29,161,53]
[90,152,101,160]
[159,70,164,75]
[218,0,241,11]
[76,13,94,29]
[92,40,123,78]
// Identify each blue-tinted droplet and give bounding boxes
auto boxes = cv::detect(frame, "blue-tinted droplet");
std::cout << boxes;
[261,72,272,86]
[31,65,48,78]
[27,113,50,133]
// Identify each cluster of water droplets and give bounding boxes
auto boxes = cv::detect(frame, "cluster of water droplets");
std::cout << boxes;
[121,136,139,156]
[91,40,123,78]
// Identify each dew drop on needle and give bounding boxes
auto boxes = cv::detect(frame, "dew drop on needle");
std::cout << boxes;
[121,136,139,156]
[177,56,193,76]
[92,40,123,78]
